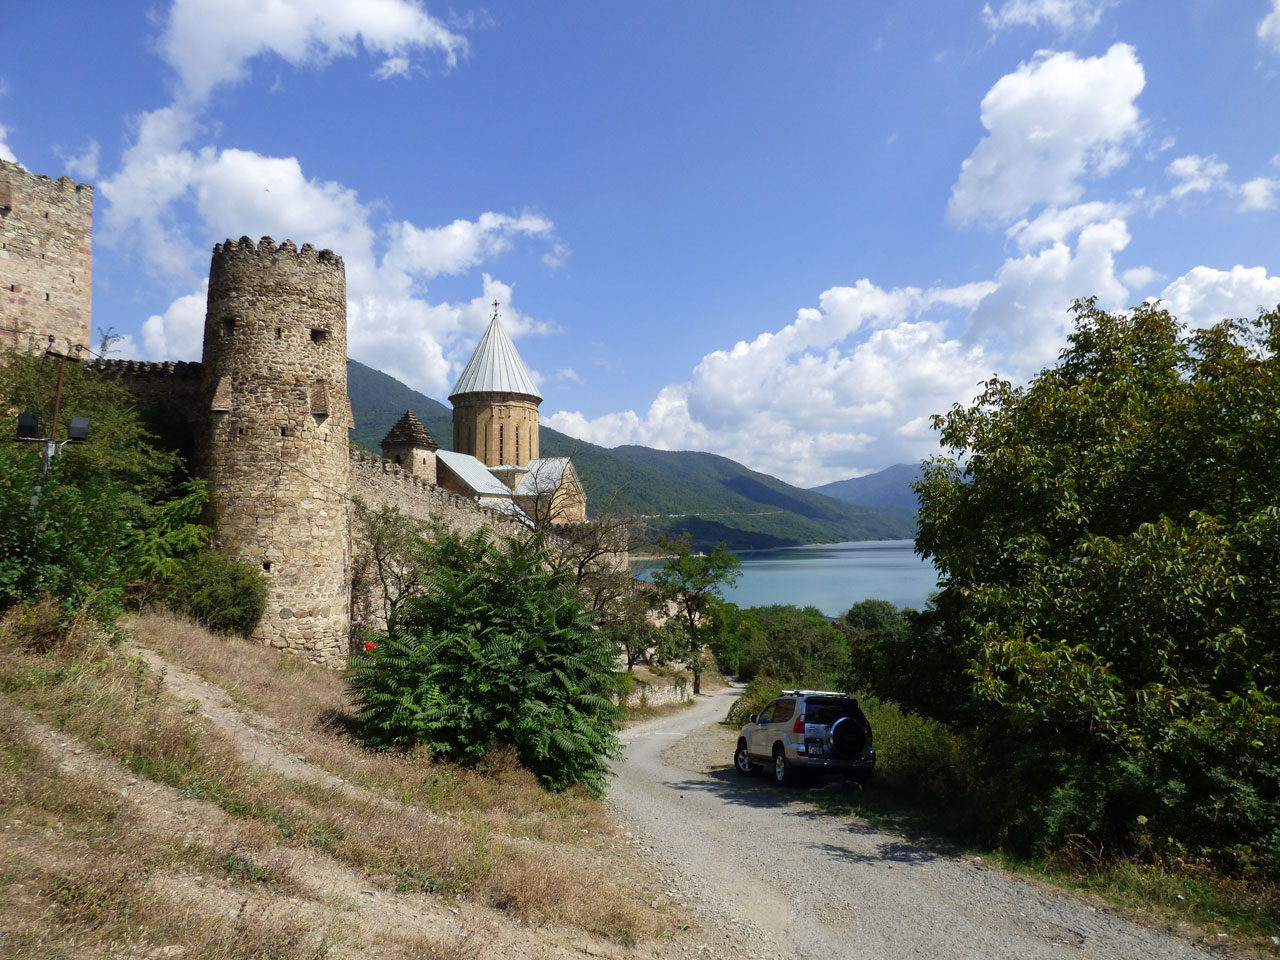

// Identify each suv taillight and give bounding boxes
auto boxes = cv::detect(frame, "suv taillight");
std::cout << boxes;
[793,715,806,734]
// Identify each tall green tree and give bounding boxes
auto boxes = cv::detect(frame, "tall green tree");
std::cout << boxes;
[884,300,1280,873]
[646,534,741,693]
[347,529,620,794]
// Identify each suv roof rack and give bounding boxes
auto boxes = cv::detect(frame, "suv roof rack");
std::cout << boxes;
[786,689,849,698]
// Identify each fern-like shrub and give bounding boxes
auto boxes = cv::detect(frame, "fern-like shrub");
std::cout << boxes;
[347,529,620,794]
[165,552,268,637]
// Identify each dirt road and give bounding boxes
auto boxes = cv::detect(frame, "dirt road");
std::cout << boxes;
[609,687,1208,960]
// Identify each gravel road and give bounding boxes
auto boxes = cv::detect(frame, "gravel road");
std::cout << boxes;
[609,686,1209,960]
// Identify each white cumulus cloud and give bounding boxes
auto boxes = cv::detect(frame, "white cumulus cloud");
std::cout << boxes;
[1238,177,1279,211]
[949,44,1145,225]
[1166,154,1230,199]
[142,285,209,361]
[1159,265,1280,328]
[0,122,18,163]
[1260,0,1280,53]
[158,0,465,102]
[548,205,1145,486]
[980,0,1116,33]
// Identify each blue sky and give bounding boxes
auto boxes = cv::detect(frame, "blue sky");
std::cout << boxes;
[3,0,1278,485]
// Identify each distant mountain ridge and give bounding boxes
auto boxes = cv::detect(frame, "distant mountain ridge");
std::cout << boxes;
[345,359,915,551]
[810,463,921,514]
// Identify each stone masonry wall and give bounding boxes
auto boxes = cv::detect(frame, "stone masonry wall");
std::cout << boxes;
[200,237,352,664]
[0,159,93,356]
[452,392,540,467]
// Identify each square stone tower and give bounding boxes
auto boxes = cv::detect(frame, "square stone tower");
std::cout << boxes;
[0,159,93,356]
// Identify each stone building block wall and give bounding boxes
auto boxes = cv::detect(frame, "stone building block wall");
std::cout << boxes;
[350,448,530,538]
[0,159,93,356]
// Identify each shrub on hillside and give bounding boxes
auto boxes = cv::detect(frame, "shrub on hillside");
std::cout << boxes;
[165,552,268,637]
[347,529,620,794]
[724,674,782,727]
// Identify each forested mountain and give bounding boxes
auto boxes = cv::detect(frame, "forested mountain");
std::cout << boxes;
[809,462,921,514]
[347,359,914,550]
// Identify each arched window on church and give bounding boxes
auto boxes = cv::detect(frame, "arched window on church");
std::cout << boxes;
[515,425,520,463]
[499,424,504,464]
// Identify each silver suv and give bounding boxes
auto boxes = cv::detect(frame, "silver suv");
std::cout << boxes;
[734,690,875,785]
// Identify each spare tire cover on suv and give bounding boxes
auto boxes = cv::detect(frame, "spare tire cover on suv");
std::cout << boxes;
[829,714,866,758]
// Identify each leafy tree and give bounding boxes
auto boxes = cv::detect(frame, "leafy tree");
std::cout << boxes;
[347,528,620,794]
[736,604,847,688]
[645,534,741,693]
[0,352,202,620]
[873,300,1280,874]
[843,598,908,638]
[350,500,442,631]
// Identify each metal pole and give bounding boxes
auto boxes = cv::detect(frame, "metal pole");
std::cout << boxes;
[43,352,68,476]
[50,351,67,443]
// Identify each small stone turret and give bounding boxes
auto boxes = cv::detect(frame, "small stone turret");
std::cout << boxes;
[380,409,438,483]
[200,236,353,661]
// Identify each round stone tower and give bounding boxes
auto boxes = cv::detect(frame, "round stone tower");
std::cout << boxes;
[199,236,353,663]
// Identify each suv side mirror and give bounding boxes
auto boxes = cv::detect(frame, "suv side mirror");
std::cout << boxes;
[748,714,758,724]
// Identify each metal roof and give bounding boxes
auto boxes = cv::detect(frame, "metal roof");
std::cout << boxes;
[436,450,515,498]
[449,312,542,400]
[514,458,572,497]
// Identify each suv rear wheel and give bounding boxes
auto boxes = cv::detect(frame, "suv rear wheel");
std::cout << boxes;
[772,745,793,785]
[734,740,759,776]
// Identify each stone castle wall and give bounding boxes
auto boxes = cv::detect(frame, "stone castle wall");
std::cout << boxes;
[0,159,93,356]
[200,237,353,663]
[350,447,531,539]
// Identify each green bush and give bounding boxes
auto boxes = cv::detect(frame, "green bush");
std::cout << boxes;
[347,529,620,794]
[165,552,268,637]
[724,674,782,727]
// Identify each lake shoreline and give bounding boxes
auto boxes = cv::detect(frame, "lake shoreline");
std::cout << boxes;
[632,539,938,617]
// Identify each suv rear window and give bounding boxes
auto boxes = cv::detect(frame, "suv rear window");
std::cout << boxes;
[802,697,863,726]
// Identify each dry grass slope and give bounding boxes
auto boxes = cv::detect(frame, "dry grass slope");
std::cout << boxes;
[0,608,691,960]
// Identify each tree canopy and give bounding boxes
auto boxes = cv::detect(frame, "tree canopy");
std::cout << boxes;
[645,534,741,692]
[853,300,1280,876]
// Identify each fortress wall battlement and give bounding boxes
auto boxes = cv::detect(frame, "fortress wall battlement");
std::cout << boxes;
[349,447,530,538]
[0,159,93,356]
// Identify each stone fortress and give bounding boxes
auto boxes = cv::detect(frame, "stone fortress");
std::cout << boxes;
[0,158,589,665]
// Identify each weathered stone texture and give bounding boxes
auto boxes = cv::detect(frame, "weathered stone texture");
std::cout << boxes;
[453,392,541,467]
[350,448,529,539]
[200,237,353,664]
[0,159,93,356]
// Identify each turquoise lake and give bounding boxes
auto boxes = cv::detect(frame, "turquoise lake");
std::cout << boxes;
[632,539,939,617]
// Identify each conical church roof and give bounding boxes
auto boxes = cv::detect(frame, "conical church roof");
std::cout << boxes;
[449,311,542,401]
[381,409,438,449]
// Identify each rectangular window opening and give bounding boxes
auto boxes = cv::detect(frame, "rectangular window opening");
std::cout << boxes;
[310,327,329,343]
[221,318,236,338]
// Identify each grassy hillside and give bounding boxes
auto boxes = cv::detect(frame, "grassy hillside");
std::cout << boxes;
[347,359,914,550]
